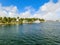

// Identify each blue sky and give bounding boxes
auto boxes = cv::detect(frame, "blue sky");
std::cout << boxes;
[0,0,58,12]
[0,0,60,20]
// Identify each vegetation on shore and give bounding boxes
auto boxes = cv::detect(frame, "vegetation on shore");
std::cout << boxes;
[0,17,45,24]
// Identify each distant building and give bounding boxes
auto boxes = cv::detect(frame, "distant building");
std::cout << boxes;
[16,19,19,22]
[46,20,55,22]
[23,20,28,23]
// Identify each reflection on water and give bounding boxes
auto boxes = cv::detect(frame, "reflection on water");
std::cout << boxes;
[0,22,60,45]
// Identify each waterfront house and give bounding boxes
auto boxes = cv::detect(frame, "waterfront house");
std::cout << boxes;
[23,20,28,23]
[16,18,19,22]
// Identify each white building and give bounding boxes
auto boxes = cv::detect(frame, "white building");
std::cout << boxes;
[16,19,19,22]
[23,20,28,23]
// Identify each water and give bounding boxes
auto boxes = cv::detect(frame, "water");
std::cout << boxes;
[0,22,60,45]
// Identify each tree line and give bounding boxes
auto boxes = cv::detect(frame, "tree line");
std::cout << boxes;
[0,17,45,24]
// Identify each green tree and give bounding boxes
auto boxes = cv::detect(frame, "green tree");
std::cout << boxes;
[0,17,2,23]
[2,17,8,23]
[39,19,45,22]
[7,17,12,23]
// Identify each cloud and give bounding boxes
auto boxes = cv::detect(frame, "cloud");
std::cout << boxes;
[34,0,60,20]
[19,10,31,18]
[0,0,60,21]
[0,4,18,17]
[19,6,35,18]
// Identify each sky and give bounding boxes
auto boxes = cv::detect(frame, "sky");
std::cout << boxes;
[0,0,60,20]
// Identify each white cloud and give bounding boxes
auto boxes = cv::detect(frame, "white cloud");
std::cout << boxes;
[19,6,35,18]
[0,4,18,17]
[19,10,31,18]
[33,0,60,20]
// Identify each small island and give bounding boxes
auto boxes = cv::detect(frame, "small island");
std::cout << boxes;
[0,17,45,25]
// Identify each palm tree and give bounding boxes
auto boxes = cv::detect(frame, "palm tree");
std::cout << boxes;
[24,18,33,23]
[2,17,8,23]
[39,19,45,22]
[0,17,2,23]
[19,18,24,24]
[7,17,12,23]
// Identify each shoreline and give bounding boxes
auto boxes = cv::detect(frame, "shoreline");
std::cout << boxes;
[0,22,42,25]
